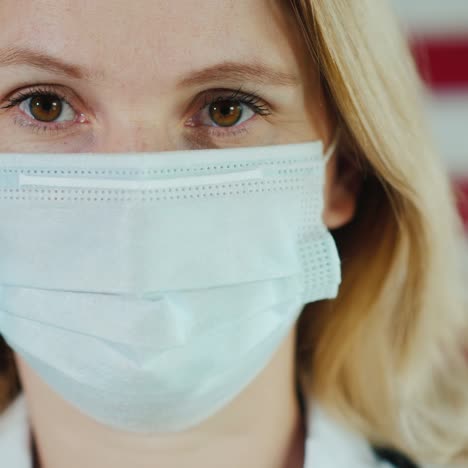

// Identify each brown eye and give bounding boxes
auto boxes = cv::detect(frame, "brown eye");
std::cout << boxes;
[209,100,242,127]
[29,94,63,122]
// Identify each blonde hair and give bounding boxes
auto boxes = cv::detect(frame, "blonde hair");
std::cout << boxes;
[1,0,467,465]
[290,0,468,465]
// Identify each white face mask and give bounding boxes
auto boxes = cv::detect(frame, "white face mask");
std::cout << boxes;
[0,138,341,433]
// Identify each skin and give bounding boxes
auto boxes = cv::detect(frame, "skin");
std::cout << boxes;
[0,1,359,467]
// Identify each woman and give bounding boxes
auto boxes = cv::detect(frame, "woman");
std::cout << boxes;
[0,0,466,467]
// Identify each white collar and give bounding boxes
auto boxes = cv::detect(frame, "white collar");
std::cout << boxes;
[0,394,32,468]
[0,392,422,468]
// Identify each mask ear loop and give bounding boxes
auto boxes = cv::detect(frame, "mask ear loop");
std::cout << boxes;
[323,128,341,164]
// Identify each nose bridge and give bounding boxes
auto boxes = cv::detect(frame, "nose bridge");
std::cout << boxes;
[94,123,173,153]
[92,104,178,153]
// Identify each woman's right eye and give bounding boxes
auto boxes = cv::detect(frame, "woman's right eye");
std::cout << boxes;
[0,86,84,133]
[19,93,77,123]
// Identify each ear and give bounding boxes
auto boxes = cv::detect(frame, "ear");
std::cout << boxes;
[322,155,362,229]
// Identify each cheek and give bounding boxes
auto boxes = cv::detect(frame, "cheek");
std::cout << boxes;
[0,120,98,153]
[299,72,336,143]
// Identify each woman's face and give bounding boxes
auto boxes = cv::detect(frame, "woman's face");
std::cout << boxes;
[0,0,356,229]
[0,0,333,153]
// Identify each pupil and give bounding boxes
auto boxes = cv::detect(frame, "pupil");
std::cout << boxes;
[209,99,242,127]
[30,95,62,122]
[42,100,52,111]
[220,103,232,115]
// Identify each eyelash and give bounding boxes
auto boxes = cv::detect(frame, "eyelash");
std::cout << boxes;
[0,85,272,137]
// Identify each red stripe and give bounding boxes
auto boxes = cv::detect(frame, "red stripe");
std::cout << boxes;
[410,36,468,90]
[454,179,468,230]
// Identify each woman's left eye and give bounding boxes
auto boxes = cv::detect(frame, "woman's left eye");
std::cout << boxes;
[186,91,272,130]
[190,99,256,128]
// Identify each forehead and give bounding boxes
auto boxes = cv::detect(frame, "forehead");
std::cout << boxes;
[0,0,304,85]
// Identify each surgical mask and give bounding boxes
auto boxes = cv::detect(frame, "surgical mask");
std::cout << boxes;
[0,138,341,433]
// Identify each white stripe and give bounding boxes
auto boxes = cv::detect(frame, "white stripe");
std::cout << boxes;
[18,168,264,190]
[422,91,468,174]
[391,0,468,36]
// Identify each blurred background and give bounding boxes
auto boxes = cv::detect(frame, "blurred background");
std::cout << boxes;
[391,0,468,235]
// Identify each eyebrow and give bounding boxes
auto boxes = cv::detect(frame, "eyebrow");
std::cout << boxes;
[0,47,300,87]
[176,62,300,88]
[0,47,96,80]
